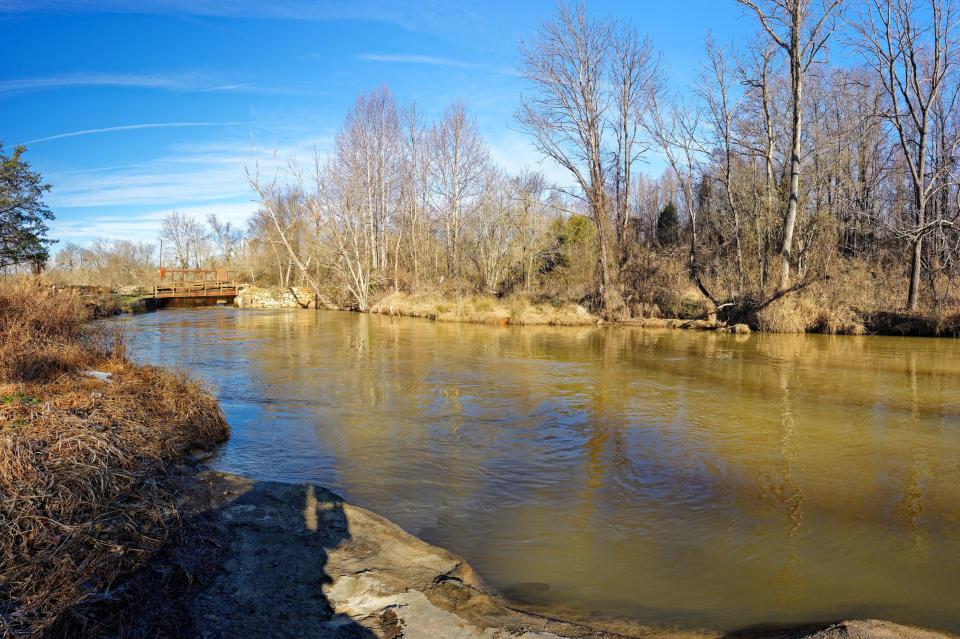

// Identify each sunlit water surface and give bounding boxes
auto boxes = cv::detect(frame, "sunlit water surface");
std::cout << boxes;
[117,309,960,632]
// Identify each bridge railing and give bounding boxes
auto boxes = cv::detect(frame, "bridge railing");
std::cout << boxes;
[153,269,240,299]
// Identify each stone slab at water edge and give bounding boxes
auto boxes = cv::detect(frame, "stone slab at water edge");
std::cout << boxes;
[180,472,626,639]
[171,472,958,639]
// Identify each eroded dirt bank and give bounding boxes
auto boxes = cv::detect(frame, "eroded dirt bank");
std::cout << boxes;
[160,471,958,639]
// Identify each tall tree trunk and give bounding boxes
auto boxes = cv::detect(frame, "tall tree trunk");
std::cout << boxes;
[908,236,923,311]
[781,44,802,290]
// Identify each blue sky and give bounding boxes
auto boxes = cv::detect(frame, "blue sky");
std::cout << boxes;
[0,1,749,247]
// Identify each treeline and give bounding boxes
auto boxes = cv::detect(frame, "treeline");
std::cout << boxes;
[244,92,603,311]
[50,0,960,331]
[49,239,156,287]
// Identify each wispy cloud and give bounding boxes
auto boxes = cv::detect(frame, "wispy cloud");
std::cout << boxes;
[24,121,246,145]
[46,132,334,210]
[50,202,258,242]
[0,72,325,98]
[0,1,469,41]
[1,72,196,93]
[195,83,255,93]
[355,53,481,69]
[0,72,273,97]
[50,166,246,208]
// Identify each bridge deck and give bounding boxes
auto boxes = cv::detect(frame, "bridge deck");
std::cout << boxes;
[153,283,238,298]
[153,269,239,300]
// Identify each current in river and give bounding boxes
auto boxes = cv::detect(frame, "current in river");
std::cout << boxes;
[117,309,960,633]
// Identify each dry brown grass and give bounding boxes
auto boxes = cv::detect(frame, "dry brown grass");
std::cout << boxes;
[754,291,865,335]
[369,291,597,326]
[754,261,911,335]
[0,278,229,637]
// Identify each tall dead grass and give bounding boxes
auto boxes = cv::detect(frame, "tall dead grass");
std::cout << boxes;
[369,291,597,326]
[753,260,960,335]
[0,278,229,637]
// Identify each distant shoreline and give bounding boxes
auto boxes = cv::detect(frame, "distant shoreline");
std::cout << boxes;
[228,285,959,338]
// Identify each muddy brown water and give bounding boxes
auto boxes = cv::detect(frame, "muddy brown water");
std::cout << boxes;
[117,309,960,633]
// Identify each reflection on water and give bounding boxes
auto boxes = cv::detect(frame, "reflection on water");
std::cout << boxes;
[118,309,960,632]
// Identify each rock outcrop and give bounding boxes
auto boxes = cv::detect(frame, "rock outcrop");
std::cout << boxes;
[184,472,629,638]
[175,472,958,639]
[235,286,318,309]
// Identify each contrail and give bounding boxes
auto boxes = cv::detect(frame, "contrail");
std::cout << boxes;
[24,121,245,145]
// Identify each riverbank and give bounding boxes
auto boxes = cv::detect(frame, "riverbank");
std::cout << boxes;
[230,285,960,337]
[369,291,597,326]
[235,287,598,325]
[170,471,638,638]
[0,279,229,637]
[50,278,959,337]
[233,287,752,332]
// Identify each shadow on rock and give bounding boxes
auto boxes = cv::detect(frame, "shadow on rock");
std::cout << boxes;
[185,474,377,638]
[719,622,841,639]
[41,469,376,638]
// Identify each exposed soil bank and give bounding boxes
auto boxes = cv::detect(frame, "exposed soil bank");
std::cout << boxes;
[148,470,957,639]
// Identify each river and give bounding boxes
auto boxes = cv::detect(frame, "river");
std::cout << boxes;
[117,308,960,633]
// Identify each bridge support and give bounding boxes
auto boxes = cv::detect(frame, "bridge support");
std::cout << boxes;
[157,295,237,309]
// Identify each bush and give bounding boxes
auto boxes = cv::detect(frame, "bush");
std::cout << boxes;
[679,296,710,319]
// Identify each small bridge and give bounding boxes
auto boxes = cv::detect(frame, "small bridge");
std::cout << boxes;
[153,269,239,307]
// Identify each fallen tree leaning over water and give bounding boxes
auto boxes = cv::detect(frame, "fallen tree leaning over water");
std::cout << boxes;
[0,278,229,637]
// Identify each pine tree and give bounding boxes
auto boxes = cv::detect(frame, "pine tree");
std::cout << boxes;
[0,143,55,269]
[657,202,679,246]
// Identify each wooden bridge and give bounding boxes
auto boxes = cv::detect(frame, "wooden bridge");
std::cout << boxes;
[153,269,239,307]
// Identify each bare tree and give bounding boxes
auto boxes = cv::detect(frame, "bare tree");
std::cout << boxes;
[737,0,842,289]
[849,0,960,309]
[512,170,552,293]
[517,2,660,318]
[315,149,376,310]
[246,208,294,286]
[342,86,402,273]
[518,3,617,315]
[429,99,489,281]
[159,211,207,270]
[611,26,661,260]
[399,102,431,287]
[52,242,82,274]
[699,35,747,293]
[644,89,708,287]
[738,40,783,289]
[465,169,514,293]
[246,150,338,309]
[207,213,244,265]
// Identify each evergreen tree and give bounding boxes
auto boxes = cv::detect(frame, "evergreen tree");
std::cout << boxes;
[0,143,55,270]
[657,201,679,246]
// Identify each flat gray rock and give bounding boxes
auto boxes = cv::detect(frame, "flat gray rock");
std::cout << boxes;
[180,472,957,639]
